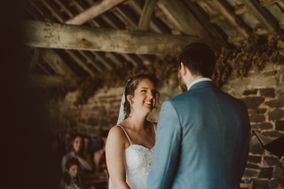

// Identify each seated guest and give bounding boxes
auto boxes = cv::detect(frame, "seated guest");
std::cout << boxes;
[62,158,82,189]
[93,138,106,173]
[83,134,94,169]
[62,133,93,173]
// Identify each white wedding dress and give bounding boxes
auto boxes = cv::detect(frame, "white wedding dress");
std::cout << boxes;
[108,125,154,189]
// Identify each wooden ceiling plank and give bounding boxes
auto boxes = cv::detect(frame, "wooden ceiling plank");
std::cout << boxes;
[53,0,74,18]
[105,53,124,68]
[65,50,95,76]
[39,0,64,22]
[28,0,45,18]
[183,1,225,41]
[120,54,139,67]
[74,2,126,70]
[259,0,279,6]
[157,0,219,48]
[43,49,76,76]
[250,0,280,32]
[77,51,103,72]
[211,0,249,39]
[243,0,277,33]
[138,0,156,31]
[157,0,206,36]
[91,52,113,71]
[24,20,201,55]
[129,0,163,33]
[31,75,79,88]
[66,0,126,25]
[37,62,52,75]
[113,7,137,29]
[99,14,144,67]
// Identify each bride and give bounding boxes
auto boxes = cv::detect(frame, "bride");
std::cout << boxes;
[106,74,159,189]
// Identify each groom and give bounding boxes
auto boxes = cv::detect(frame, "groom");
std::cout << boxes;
[147,43,250,189]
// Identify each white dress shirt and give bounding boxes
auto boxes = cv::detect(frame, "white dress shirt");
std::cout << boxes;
[187,78,212,91]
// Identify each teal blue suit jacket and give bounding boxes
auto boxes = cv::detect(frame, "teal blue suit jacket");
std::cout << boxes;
[147,81,250,189]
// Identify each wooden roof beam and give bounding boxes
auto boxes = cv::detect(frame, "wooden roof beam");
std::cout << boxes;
[243,0,277,33]
[31,75,79,88]
[211,0,249,39]
[66,0,126,25]
[42,49,76,77]
[128,0,163,33]
[138,0,156,31]
[77,51,103,73]
[91,52,113,71]
[65,51,95,76]
[157,0,218,48]
[24,20,201,55]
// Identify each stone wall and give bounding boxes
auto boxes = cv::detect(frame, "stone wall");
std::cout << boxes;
[223,63,284,189]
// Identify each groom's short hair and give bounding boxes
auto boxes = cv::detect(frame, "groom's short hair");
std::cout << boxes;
[177,42,216,78]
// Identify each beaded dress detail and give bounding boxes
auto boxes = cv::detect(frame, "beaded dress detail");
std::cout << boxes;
[108,125,154,189]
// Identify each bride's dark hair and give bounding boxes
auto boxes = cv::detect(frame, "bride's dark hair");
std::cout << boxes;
[123,73,159,118]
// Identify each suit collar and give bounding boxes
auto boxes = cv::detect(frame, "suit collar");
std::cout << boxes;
[188,80,213,91]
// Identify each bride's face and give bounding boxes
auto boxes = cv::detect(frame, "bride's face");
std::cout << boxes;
[128,79,157,115]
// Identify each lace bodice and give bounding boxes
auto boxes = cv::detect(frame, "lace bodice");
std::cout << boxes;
[108,125,154,189]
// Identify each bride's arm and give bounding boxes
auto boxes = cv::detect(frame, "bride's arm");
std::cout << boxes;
[106,126,130,189]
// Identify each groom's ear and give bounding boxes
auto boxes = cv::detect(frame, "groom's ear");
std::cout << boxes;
[180,62,187,75]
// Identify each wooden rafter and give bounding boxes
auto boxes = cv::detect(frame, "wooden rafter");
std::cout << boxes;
[157,0,206,36]
[250,0,280,32]
[66,0,126,25]
[157,0,217,47]
[77,51,103,72]
[129,0,163,33]
[65,51,95,76]
[24,20,201,55]
[243,0,277,33]
[71,1,118,70]
[211,0,249,39]
[31,75,79,88]
[138,0,156,31]
[183,1,225,41]
[42,49,76,77]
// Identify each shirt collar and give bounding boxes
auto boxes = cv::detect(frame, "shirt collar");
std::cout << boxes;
[187,78,212,91]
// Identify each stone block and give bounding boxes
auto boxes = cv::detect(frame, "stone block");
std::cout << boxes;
[260,88,276,97]
[88,117,98,125]
[262,130,283,138]
[247,163,261,169]
[244,89,258,96]
[277,88,284,96]
[269,109,284,120]
[276,120,284,131]
[269,179,279,189]
[249,108,267,115]
[266,98,284,108]
[251,179,270,189]
[243,97,265,109]
[263,156,280,166]
[259,167,274,179]
[250,136,264,154]
[250,114,266,122]
[273,166,284,178]
[248,155,262,164]
[243,168,260,178]
[251,122,273,130]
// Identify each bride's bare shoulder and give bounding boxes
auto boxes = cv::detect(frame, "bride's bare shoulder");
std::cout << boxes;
[108,125,125,138]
